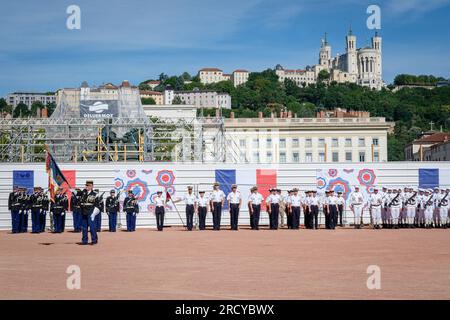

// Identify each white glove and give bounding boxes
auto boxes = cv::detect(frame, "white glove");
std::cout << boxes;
[62,212,65,216]
[90,214,95,221]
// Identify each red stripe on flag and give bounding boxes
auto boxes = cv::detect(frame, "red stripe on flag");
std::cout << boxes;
[62,170,76,211]
[256,169,277,210]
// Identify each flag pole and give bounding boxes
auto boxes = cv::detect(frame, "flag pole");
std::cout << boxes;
[167,195,186,230]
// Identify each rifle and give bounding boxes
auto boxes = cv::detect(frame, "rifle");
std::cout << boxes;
[405,191,417,206]
[438,191,449,208]
[388,193,400,207]
[425,193,434,207]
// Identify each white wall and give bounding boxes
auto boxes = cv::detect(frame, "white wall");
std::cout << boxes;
[1,162,450,230]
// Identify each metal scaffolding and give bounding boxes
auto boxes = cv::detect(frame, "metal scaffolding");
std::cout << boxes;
[0,116,226,163]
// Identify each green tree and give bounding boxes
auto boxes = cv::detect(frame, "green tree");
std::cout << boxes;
[172,96,183,105]
[141,97,156,105]
[13,102,31,118]
[318,70,330,83]
[181,72,191,81]
[31,101,44,117]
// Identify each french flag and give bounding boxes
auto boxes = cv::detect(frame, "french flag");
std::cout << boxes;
[419,168,450,188]
[12,169,76,208]
[215,169,277,209]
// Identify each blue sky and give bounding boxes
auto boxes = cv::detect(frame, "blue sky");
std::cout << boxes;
[1,0,450,96]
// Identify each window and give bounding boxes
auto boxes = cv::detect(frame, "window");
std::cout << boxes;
[374,151,379,162]
[318,138,325,147]
[266,152,273,163]
[279,138,286,148]
[332,152,339,162]
[345,138,352,147]
[266,138,272,148]
[253,152,260,163]
[345,152,352,162]
[252,139,259,148]
[292,152,299,163]
[239,139,246,148]
[240,152,246,162]
[358,138,365,147]
[372,138,379,146]
[305,138,312,147]
[292,138,299,148]
[332,138,338,147]
[280,152,286,163]
[359,152,366,162]
[318,152,325,162]
[305,153,312,163]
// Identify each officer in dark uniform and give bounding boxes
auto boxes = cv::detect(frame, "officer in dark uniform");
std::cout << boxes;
[51,189,68,233]
[30,187,44,233]
[94,189,104,232]
[324,190,331,229]
[71,188,82,232]
[19,187,30,233]
[197,190,208,230]
[8,186,21,234]
[310,190,320,230]
[154,190,167,231]
[80,180,100,245]
[286,190,293,229]
[123,190,139,232]
[106,190,120,232]
[40,191,49,232]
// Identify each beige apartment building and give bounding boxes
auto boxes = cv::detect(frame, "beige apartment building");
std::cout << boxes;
[405,132,450,161]
[140,90,164,105]
[218,111,394,164]
[198,68,250,87]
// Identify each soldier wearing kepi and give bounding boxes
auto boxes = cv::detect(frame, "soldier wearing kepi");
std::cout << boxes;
[210,182,225,231]
[266,188,281,230]
[105,190,120,232]
[71,188,82,232]
[80,180,100,245]
[18,187,30,233]
[369,187,383,229]
[289,188,302,230]
[51,188,68,233]
[8,186,21,234]
[197,190,209,230]
[40,190,49,232]
[29,187,44,233]
[123,190,139,232]
[248,186,263,230]
[349,186,364,229]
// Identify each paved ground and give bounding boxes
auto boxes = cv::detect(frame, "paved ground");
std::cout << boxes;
[1,226,449,300]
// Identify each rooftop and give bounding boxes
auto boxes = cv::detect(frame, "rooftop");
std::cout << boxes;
[412,132,450,144]
[199,68,223,72]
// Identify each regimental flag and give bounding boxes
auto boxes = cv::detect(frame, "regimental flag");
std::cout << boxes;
[45,151,71,202]
[214,169,277,210]
[419,168,450,189]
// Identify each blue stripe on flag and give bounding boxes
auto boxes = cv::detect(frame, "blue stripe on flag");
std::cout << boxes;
[13,170,34,194]
[419,168,439,188]
[215,169,236,209]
